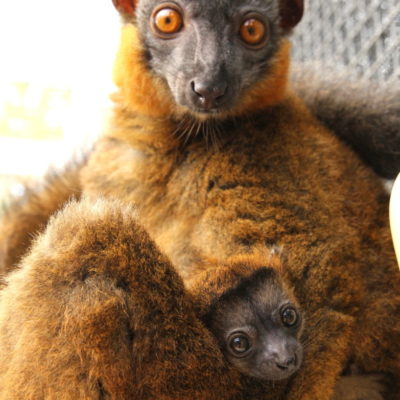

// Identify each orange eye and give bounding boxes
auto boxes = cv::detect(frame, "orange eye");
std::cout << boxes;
[152,6,183,36]
[240,18,267,47]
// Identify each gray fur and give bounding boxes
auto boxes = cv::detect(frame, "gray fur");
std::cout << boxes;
[291,63,400,179]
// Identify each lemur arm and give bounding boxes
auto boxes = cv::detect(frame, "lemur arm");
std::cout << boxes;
[291,64,400,179]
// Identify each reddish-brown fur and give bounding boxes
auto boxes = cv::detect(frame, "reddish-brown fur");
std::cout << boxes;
[0,161,82,277]
[0,201,384,399]
[0,199,244,399]
[81,14,400,399]
[0,0,399,399]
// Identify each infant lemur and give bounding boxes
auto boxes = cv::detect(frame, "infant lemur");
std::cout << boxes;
[0,0,399,399]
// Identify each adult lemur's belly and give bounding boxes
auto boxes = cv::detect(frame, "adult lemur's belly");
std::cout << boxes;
[82,99,390,285]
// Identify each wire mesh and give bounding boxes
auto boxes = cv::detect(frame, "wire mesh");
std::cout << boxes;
[291,0,400,82]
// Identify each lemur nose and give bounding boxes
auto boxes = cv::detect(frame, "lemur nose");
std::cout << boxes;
[191,81,227,110]
[275,356,296,370]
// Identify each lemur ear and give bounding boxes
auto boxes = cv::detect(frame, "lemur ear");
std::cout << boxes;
[112,0,137,16]
[279,0,304,30]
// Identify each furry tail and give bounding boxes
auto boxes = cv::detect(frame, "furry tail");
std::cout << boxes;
[291,63,400,179]
[0,158,85,277]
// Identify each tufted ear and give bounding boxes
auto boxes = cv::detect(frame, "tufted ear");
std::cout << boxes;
[279,0,304,30]
[112,0,137,17]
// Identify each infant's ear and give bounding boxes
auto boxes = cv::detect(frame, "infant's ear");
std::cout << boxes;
[279,0,304,30]
[112,0,137,17]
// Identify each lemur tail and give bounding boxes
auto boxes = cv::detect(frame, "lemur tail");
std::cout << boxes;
[0,156,86,277]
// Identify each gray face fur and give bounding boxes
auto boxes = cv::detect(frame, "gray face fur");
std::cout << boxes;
[205,268,303,381]
[135,0,287,115]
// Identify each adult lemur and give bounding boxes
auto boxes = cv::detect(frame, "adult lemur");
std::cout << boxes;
[0,0,399,399]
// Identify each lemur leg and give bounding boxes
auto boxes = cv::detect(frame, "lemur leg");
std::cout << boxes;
[0,198,240,400]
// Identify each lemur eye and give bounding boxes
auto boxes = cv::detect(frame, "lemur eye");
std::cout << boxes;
[152,5,183,37]
[228,333,252,356]
[281,306,298,327]
[239,17,268,47]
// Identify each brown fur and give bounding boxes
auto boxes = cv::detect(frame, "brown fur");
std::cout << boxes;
[0,67,397,275]
[0,200,382,400]
[0,2,399,399]
[81,20,400,399]
[187,255,392,400]
[0,198,244,399]
[330,373,385,400]
[0,160,83,277]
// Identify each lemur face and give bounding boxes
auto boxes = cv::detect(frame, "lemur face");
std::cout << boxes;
[135,0,290,116]
[204,268,304,381]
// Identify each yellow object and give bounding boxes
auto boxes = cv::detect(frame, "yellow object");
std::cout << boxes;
[390,173,400,268]
[0,82,69,140]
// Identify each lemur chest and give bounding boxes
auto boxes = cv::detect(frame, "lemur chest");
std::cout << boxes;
[81,113,385,270]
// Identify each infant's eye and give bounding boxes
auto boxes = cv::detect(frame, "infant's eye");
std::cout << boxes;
[152,5,183,37]
[239,17,268,47]
[281,306,298,327]
[229,333,251,356]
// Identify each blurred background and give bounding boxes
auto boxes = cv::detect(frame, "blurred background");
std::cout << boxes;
[0,0,120,204]
[293,0,399,82]
[0,0,399,205]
